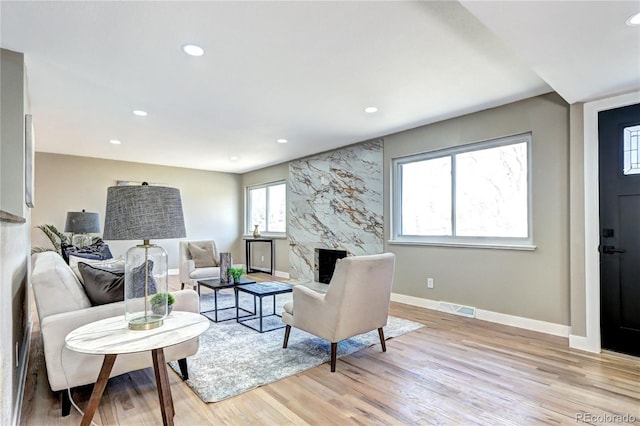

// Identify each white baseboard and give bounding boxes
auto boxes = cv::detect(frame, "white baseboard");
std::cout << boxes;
[168,268,179,276]
[390,293,570,338]
[390,293,439,310]
[569,334,600,353]
[274,270,289,279]
[476,308,569,337]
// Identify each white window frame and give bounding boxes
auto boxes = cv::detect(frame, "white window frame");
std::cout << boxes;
[245,180,287,237]
[390,133,535,250]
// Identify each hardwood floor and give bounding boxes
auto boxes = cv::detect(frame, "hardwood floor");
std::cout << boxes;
[20,275,639,425]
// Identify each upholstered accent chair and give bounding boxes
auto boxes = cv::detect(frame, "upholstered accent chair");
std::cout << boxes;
[179,240,221,291]
[281,252,396,372]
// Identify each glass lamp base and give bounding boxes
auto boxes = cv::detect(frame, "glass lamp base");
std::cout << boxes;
[128,314,164,330]
[72,234,92,247]
[124,243,169,329]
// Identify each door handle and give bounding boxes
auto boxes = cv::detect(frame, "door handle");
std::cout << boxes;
[601,245,627,254]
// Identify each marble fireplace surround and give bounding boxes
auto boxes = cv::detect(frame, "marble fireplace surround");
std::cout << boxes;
[288,139,384,282]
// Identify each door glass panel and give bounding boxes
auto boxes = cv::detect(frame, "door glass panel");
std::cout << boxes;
[623,124,640,175]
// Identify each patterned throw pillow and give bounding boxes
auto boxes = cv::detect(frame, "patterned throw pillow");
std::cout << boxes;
[128,259,158,297]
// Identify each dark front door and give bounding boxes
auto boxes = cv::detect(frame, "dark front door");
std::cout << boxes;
[599,103,640,357]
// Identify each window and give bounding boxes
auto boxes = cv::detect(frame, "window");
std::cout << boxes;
[623,125,640,175]
[246,181,286,235]
[392,133,533,249]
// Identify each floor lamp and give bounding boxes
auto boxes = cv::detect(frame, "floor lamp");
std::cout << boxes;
[103,183,186,330]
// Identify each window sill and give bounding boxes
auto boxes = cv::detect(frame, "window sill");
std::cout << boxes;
[388,239,536,251]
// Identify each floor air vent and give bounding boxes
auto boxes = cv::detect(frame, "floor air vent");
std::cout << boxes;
[437,301,476,318]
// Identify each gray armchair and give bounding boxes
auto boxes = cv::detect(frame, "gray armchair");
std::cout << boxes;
[281,252,396,372]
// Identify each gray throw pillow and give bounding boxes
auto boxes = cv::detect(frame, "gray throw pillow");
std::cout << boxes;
[78,262,125,306]
[78,260,158,306]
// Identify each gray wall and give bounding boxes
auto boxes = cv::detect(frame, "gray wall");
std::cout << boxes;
[240,94,572,326]
[1,50,25,217]
[383,93,570,325]
[0,48,31,425]
[32,153,243,268]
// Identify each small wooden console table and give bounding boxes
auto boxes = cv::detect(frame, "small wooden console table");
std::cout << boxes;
[245,238,275,275]
[65,311,209,426]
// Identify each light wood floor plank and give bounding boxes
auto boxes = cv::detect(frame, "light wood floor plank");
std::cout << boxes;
[20,274,640,425]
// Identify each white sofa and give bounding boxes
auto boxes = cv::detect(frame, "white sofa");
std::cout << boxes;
[31,251,201,416]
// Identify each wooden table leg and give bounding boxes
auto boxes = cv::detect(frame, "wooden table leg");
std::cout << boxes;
[81,353,117,426]
[151,348,175,426]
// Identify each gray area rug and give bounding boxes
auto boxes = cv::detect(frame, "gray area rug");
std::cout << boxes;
[168,290,424,403]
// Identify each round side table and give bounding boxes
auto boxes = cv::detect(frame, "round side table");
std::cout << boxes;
[65,311,209,426]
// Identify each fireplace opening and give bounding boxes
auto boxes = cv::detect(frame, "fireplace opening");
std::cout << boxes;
[316,249,348,284]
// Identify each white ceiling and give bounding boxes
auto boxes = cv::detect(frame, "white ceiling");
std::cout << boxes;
[1,1,638,173]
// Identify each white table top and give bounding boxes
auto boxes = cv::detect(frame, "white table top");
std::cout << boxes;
[65,311,210,355]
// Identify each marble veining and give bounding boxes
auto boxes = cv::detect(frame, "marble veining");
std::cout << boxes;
[288,139,383,281]
[65,311,209,355]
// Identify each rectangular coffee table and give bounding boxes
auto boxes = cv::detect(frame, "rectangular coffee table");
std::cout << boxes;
[198,277,256,322]
[235,281,293,333]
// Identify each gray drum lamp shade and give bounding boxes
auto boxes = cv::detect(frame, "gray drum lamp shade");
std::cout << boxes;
[102,184,186,240]
[64,210,101,233]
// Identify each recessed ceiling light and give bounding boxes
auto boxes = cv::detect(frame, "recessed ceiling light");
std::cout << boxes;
[276,138,288,144]
[229,156,240,161]
[132,110,147,117]
[183,44,205,56]
[109,139,121,145]
[626,12,640,26]
[364,106,378,113]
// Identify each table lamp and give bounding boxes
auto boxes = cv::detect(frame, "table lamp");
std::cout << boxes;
[64,210,100,247]
[103,182,186,330]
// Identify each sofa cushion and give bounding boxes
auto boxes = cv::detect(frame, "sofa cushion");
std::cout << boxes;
[31,252,92,319]
[188,242,218,267]
[189,266,221,280]
[78,262,125,306]
[69,255,125,283]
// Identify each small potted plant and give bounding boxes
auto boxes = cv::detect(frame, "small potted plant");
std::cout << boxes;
[150,292,175,315]
[228,266,245,284]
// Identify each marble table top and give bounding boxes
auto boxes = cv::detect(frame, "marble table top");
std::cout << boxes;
[65,311,210,355]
